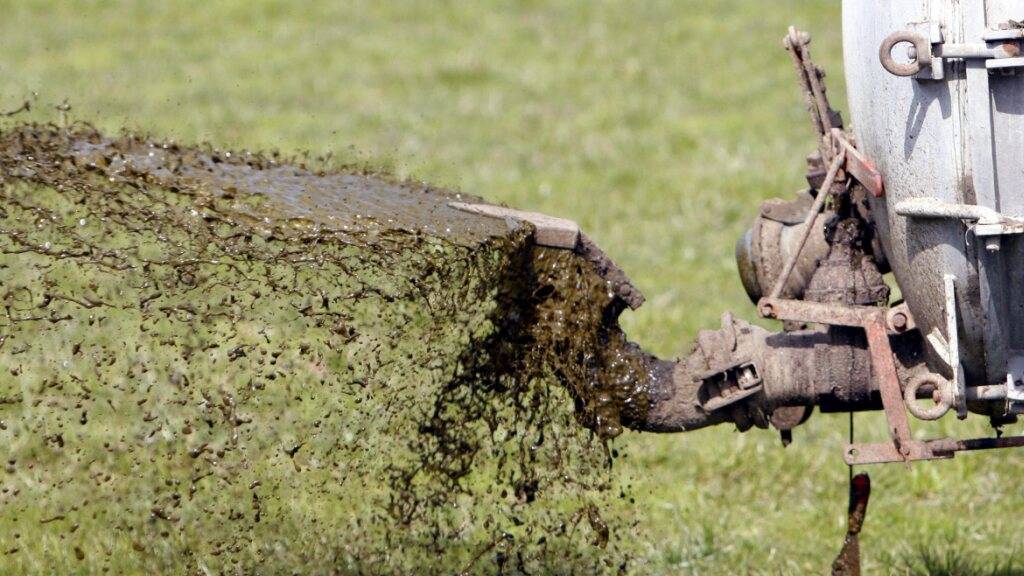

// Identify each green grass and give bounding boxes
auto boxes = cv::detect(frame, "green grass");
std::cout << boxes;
[2,1,1024,574]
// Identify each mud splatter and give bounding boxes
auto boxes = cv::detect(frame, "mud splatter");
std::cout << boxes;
[0,123,655,574]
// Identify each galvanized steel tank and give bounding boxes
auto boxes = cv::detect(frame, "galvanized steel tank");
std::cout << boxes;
[843,1,1024,388]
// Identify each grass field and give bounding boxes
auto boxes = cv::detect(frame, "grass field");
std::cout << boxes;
[3,1,1024,574]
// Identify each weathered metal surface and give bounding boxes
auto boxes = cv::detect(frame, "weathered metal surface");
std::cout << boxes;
[865,320,914,460]
[448,201,646,311]
[894,197,1006,222]
[758,297,883,328]
[965,383,1008,402]
[844,441,949,466]
[943,274,967,418]
[886,303,915,333]
[895,197,1024,240]
[735,193,830,303]
[639,312,930,434]
[759,295,933,458]
[845,435,1024,465]
[767,150,846,300]
[843,1,1024,387]
[843,2,971,383]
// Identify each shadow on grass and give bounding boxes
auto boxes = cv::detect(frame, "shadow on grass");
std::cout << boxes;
[898,545,1024,576]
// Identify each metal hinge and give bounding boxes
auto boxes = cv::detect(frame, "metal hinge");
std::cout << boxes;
[880,21,1024,79]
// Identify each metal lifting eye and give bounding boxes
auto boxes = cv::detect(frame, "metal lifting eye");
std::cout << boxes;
[879,31,932,76]
[903,374,953,421]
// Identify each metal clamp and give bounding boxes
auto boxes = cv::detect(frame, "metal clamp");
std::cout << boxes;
[699,360,763,412]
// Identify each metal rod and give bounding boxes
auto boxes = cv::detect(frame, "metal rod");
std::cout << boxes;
[799,42,834,137]
[965,384,1007,401]
[894,197,1001,222]
[938,435,1024,453]
[758,297,882,327]
[784,28,826,141]
[936,43,1012,59]
[784,27,838,164]
[767,149,846,300]
[908,383,1006,402]
[846,434,1024,465]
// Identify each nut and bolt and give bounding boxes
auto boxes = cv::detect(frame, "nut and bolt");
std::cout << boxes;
[890,312,908,331]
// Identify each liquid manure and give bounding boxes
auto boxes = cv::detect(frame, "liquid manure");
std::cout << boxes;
[0,123,654,574]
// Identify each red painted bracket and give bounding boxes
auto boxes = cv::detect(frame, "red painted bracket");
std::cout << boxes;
[832,129,884,198]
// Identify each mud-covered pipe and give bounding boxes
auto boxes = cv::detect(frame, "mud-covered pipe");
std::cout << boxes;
[623,317,927,434]
[633,357,732,433]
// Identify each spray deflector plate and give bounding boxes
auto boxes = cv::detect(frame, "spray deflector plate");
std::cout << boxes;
[449,201,581,249]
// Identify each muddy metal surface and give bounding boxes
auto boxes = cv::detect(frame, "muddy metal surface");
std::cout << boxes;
[0,123,655,573]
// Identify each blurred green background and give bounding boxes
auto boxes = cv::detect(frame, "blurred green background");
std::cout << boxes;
[3,1,1023,574]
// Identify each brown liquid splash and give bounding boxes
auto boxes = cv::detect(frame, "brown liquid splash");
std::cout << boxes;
[0,123,656,574]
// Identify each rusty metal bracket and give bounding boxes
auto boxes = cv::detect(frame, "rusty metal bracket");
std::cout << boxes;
[863,319,918,462]
[844,435,1024,466]
[832,129,884,198]
[760,296,1024,465]
[758,297,939,464]
[757,295,1024,461]
[758,298,905,334]
[783,27,884,198]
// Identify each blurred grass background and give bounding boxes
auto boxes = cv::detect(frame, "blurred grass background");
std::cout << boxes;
[3,1,1024,574]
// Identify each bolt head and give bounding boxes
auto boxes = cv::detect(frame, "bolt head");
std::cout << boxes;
[891,312,908,330]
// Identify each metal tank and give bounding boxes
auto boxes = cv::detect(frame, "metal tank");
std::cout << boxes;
[844,0,1024,393]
